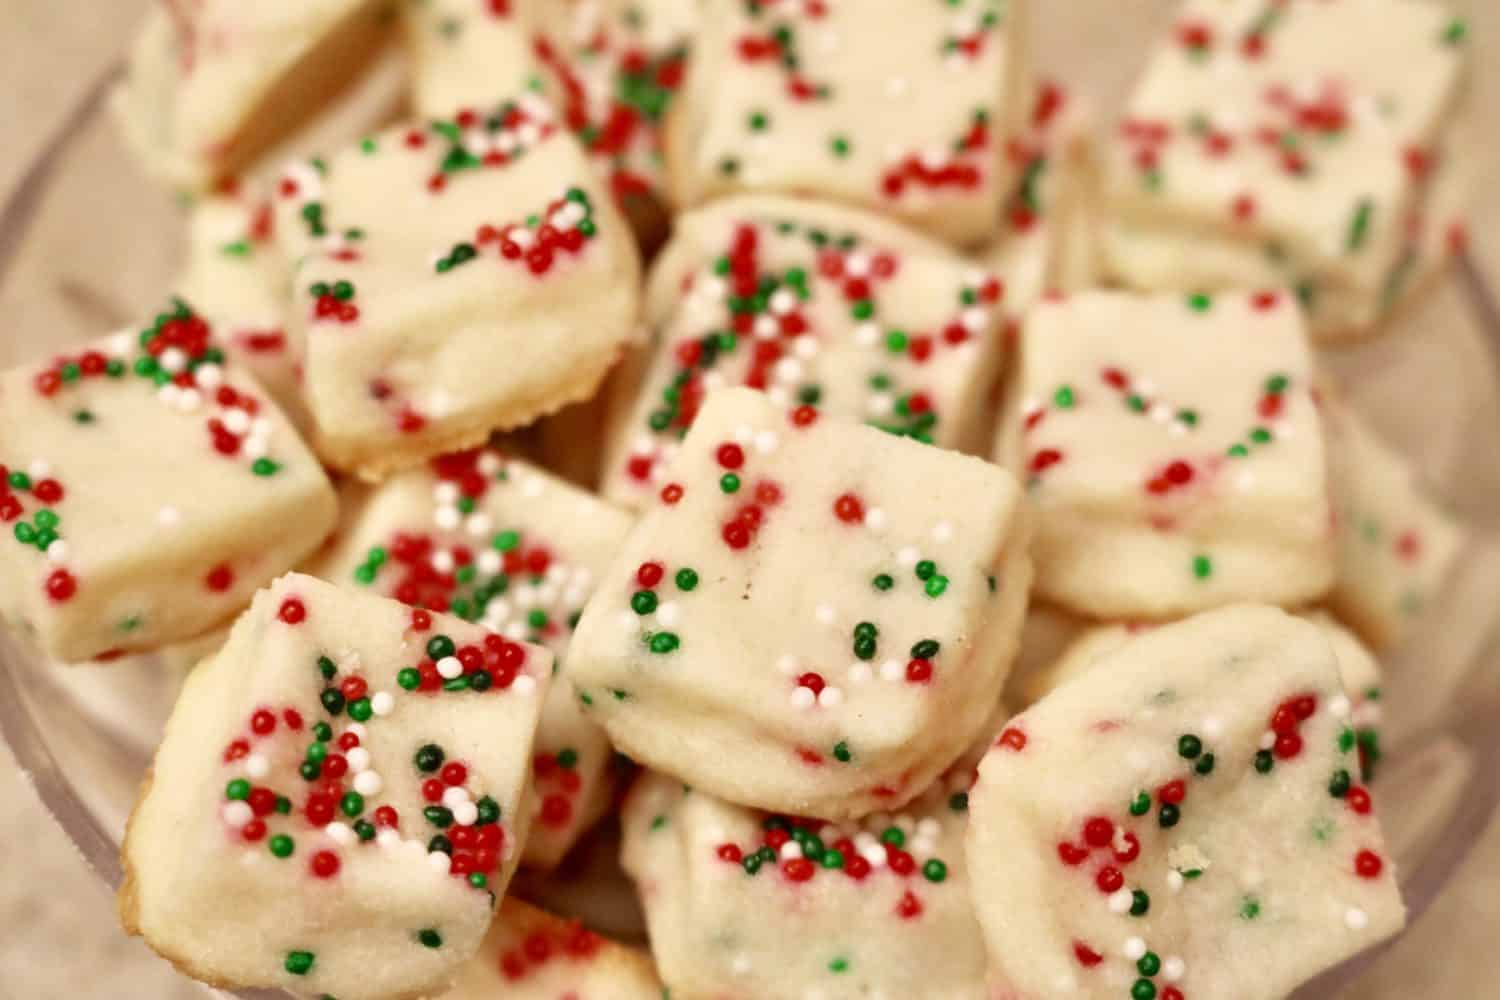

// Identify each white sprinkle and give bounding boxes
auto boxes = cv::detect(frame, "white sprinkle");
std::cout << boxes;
[431,550,456,575]
[897,546,919,567]
[513,675,537,696]
[354,770,383,797]
[1236,469,1257,491]
[442,786,471,809]
[504,622,527,640]
[932,521,953,542]
[427,851,452,874]
[434,506,461,531]
[845,252,871,278]
[1108,889,1134,913]
[434,482,461,504]
[1259,730,1276,750]
[653,601,681,628]
[477,550,502,575]
[521,476,543,498]
[106,333,132,357]
[436,656,463,680]
[791,687,816,709]
[175,388,202,413]
[45,540,68,564]
[733,423,755,444]
[1345,907,1369,930]
[815,604,836,625]
[731,955,752,975]
[1328,694,1352,718]
[794,336,818,359]
[1201,716,1223,739]
[478,452,502,476]
[159,347,188,374]
[377,829,401,849]
[865,508,887,532]
[854,322,880,347]
[465,513,493,538]
[916,818,940,838]
[324,822,354,846]
[754,430,779,454]
[818,686,844,708]
[223,408,252,435]
[1167,870,1185,892]
[158,506,181,527]
[848,663,873,684]
[346,723,367,740]
[960,306,988,333]
[779,841,803,860]
[222,801,253,828]
[157,384,181,407]
[370,692,394,716]
[860,842,888,867]
[768,288,797,314]
[1123,937,1147,960]
[245,754,269,779]
[1162,957,1186,982]
[879,659,903,682]
[453,801,478,826]
[776,654,799,675]
[866,394,894,417]
[26,460,51,480]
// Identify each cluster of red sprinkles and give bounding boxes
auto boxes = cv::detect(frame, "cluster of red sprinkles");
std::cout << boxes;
[715,813,950,901]
[713,441,785,551]
[497,916,603,982]
[880,109,992,199]
[735,0,833,102]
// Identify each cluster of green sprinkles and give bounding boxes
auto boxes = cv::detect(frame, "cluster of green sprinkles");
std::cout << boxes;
[628,558,696,655]
[715,812,952,892]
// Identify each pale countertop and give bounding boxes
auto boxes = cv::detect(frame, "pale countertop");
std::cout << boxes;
[2,3,1499,999]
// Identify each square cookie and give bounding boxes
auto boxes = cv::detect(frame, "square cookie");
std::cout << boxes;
[112,0,397,190]
[273,98,641,479]
[571,387,1030,819]
[0,302,337,663]
[1102,0,1469,337]
[600,195,1009,510]
[1321,387,1465,650]
[406,0,697,231]
[441,897,662,998]
[999,289,1334,619]
[309,446,636,868]
[664,0,1032,245]
[176,190,310,431]
[967,605,1405,1000]
[120,573,552,999]
[622,770,988,999]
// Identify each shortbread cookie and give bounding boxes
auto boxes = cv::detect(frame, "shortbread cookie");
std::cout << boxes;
[571,387,1030,819]
[1102,0,1469,339]
[120,574,553,999]
[967,605,1405,1000]
[600,195,1009,509]
[272,100,641,479]
[665,0,1032,246]
[0,302,336,663]
[310,446,636,868]
[404,0,696,238]
[623,771,988,999]
[982,81,1103,328]
[435,897,660,999]
[998,290,1334,619]
[176,191,310,430]
[1321,387,1466,651]
[1014,610,1385,782]
[113,0,398,190]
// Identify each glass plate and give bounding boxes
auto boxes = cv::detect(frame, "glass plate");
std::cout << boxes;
[2,5,1498,997]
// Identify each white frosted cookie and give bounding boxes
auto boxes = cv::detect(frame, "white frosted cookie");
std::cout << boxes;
[571,387,1030,819]
[120,573,553,1000]
[981,81,1103,328]
[271,100,641,479]
[113,1,398,190]
[665,0,1032,246]
[309,446,636,868]
[600,195,1008,510]
[998,290,1334,619]
[1321,388,1465,651]
[0,302,336,663]
[434,897,661,998]
[1102,0,1470,339]
[406,0,697,224]
[622,770,987,999]
[1015,610,1385,783]
[967,605,1405,1000]
[176,190,311,431]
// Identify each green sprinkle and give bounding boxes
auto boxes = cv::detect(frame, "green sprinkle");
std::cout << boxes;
[675,568,698,591]
[1131,979,1157,1000]
[1138,952,1161,976]
[649,632,680,654]
[1053,385,1075,408]
[1192,554,1213,580]
[1187,292,1213,312]
[1178,734,1202,759]
[1159,803,1181,828]
[1346,199,1374,253]
[1130,890,1151,917]
[833,741,851,763]
[923,859,947,883]
[830,135,851,157]
[1329,768,1352,798]
[225,779,250,801]
[1254,750,1274,774]
[341,791,364,817]
[284,951,315,976]
[924,575,949,598]
[1195,752,1216,776]
[829,956,849,973]
[398,668,421,691]
[1240,895,1262,920]
[1129,791,1151,816]
[631,590,658,615]
[720,473,741,494]
[269,834,295,859]
[948,792,969,812]
[418,929,443,949]
[872,573,894,591]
